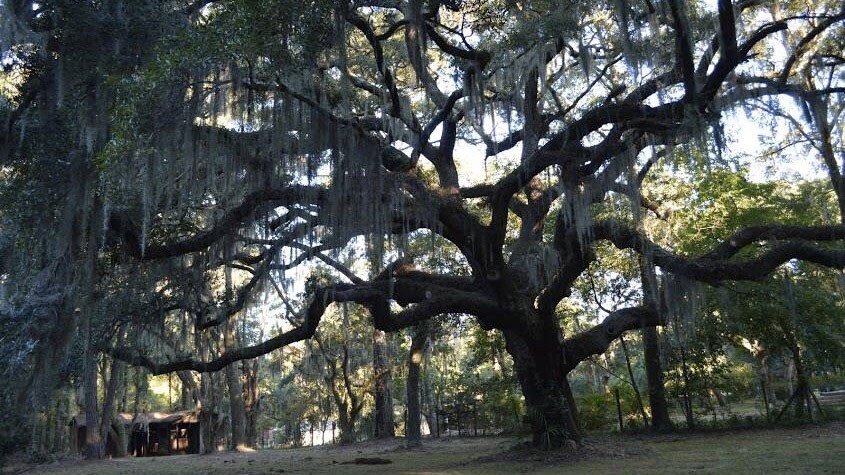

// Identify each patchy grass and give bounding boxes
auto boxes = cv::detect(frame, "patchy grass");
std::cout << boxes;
[6,423,843,474]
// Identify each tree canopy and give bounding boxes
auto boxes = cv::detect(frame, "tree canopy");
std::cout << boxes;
[1,0,844,449]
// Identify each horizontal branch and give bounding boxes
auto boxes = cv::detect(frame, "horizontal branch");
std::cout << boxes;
[563,305,661,373]
[704,224,845,259]
[595,220,845,284]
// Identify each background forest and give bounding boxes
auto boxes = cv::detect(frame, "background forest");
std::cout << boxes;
[0,0,844,464]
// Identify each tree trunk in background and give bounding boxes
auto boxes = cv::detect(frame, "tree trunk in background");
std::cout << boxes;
[109,421,128,458]
[197,330,224,454]
[118,366,129,413]
[422,340,437,438]
[99,358,124,454]
[789,343,811,419]
[224,322,248,450]
[336,399,356,444]
[175,370,196,412]
[243,359,259,447]
[639,259,672,432]
[181,380,191,410]
[52,397,65,452]
[758,353,776,413]
[82,344,104,459]
[373,329,395,438]
[199,372,212,454]
[405,322,430,447]
[132,367,148,415]
[642,326,673,432]
[742,340,776,417]
[619,336,649,428]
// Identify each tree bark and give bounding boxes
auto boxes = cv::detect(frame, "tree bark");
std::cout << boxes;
[642,327,673,432]
[99,358,124,452]
[372,329,395,438]
[198,372,214,454]
[336,401,356,444]
[405,321,430,447]
[422,338,437,438]
[503,328,581,449]
[224,322,248,450]
[242,359,259,447]
[52,397,65,453]
[82,346,104,459]
[639,259,672,432]
[789,343,811,419]
[619,336,650,428]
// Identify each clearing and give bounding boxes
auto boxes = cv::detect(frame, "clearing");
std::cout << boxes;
[6,423,844,475]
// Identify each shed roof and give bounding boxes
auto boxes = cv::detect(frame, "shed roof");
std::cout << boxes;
[133,410,199,425]
[70,410,200,428]
[70,413,134,427]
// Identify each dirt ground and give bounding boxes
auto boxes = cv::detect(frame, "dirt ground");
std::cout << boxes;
[4,422,843,474]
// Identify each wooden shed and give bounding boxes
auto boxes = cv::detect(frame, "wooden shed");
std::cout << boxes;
[70,410,203,457]
[129,411,201,456]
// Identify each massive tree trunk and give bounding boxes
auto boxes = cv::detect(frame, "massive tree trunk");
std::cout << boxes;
[503,328,580,449]
[405,321,430,448]
[372,329,395,438]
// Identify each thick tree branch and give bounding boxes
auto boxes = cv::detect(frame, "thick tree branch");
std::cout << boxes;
[667,0,697,102]
[595,220,845,284]
[778,6,845,85]
[562,305,661,373]
[110,270,499,373]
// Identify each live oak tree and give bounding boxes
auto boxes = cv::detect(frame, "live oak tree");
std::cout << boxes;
[2,0,845,450]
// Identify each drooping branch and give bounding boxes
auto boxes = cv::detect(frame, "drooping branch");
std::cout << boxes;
[109,186,325,260]
[109,270,499,374]
[198,245,280,330]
